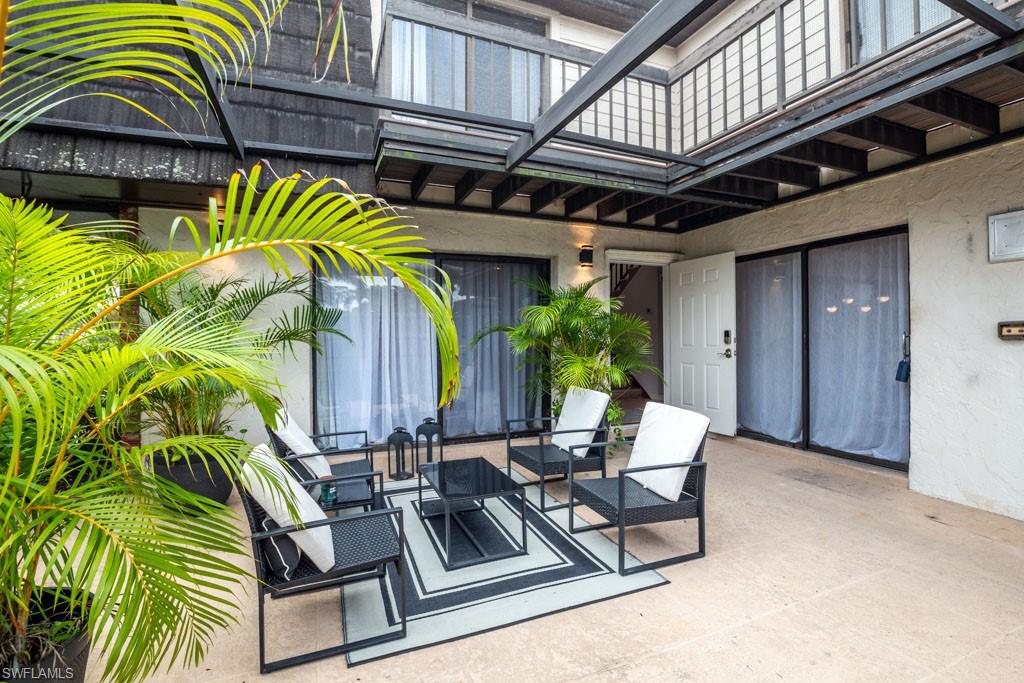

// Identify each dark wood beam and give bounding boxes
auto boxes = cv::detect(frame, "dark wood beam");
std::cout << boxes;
[731,158,820,188]
[696,175,778,201]
[565,187,618,216]
[655,201,719,227]
[163,0,245,158]
[597,192,653,220]
[410,164,435,201]
[994,57,1024,80]
[677,206,750,233]
[492,175,531,210]
[934,0,1019,37]
[774,140,868,174]
[505,0,721,169]
[454,170,488,205]
[676,190,766,210]
[627,197,686,223]
[905,88,1000,135]
[530,182,576,213]
[837,117,926,156]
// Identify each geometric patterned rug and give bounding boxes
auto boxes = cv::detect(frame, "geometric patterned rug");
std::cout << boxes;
[342,471,668,665]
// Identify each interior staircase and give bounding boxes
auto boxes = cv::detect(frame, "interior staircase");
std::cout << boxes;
[610,262,642,297]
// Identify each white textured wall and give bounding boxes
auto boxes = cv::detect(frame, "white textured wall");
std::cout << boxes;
[677,138,1024,522]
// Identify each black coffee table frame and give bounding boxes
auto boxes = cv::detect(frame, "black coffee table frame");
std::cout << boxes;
[417,458,528,571]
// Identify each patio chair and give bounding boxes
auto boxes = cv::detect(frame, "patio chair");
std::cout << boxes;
[567,402,710,576]
[238,444,406,673]
[266,409,378,512]
[505,387,611,512]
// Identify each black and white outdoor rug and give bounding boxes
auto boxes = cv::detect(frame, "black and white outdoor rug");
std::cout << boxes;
[341,471,668,665]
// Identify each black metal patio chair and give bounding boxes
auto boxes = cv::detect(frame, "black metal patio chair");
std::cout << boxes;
[567,402,710,576]
[238,452,406,673]
[505,387,611,513]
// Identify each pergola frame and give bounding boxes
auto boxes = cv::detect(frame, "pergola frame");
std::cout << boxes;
[15,0,1024,233]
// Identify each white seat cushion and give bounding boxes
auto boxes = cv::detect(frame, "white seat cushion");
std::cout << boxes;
[624,402,710,502]
[550,388,611,455]
[273,409,331,479]
[241,444,335,573]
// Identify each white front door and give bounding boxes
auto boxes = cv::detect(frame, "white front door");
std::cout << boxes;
[666,252,737,436]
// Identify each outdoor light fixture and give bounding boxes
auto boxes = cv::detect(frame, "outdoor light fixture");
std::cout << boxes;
[579,245,594,268]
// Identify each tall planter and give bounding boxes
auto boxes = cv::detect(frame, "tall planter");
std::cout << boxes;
[152,453,234,504]
[10,589,92,683]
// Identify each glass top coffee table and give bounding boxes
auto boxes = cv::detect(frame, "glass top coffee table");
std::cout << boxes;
[417,457,527,570]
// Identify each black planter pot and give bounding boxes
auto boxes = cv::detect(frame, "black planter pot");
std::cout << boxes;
[19,589,91,683]
[152,453,234,505]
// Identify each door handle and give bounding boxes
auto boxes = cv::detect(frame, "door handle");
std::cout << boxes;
[718,349,733,359]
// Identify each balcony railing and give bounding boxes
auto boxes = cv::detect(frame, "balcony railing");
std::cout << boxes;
[380,0,993,159]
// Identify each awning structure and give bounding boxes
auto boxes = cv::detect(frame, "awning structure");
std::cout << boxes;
[16,0,1024,232]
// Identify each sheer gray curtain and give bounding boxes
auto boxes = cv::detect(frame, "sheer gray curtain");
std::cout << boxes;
[442,259,543,437]
[737,253,803,443]
[315,263,438,446]
[808,234,910,463]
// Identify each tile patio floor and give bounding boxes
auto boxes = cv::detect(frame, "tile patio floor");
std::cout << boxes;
[105,436,1024,682]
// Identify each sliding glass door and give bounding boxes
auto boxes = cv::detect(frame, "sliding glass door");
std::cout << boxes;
[736,229,911,468]
[315,255,547,444]
[808,233,910,464]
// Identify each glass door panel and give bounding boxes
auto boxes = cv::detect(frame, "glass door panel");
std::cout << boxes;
[808,233,910,463]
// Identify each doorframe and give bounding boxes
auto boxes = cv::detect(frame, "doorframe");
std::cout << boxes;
[735,225,911,472]
[604,249,682,411]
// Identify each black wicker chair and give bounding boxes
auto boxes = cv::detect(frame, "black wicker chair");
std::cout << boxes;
[567,413,709,576]
[266,424,378,512]
[505,388,611,513]
[239,486,406,673]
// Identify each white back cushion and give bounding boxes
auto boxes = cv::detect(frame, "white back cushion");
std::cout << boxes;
[241,444,335,572]
[625,402,710,501]
[551,388,611,455]
[273,409,331,479]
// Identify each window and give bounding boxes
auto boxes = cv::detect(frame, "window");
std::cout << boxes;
[851,0,994,63]
[315,255,548,443]
[390,19,542,121]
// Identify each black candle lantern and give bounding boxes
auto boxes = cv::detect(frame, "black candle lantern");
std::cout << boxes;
[387,426,414,480]
[415,417,444,469]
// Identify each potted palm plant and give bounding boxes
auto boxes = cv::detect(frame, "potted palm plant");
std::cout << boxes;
[479,277,660,441]
[139,274,346,503]
[0,167,460,681]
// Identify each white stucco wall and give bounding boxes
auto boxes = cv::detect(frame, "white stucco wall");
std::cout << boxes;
[677,138,1024,522]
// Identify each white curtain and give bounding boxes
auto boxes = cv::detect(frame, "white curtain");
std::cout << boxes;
[442,259,543,437]
[808,234,910,463]
[316,263,438,446]
[737,253,803,443]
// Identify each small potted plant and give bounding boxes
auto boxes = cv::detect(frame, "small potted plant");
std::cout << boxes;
[140,274,346,503]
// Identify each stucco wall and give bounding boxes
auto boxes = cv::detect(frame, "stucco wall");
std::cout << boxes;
[677,138,1024,522]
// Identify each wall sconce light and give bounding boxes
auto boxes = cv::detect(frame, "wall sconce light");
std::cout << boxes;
[578,244,594,268]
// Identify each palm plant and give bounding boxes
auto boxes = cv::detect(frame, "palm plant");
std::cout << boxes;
[139,273,346,439]
[480,277,659,435]
[0,0,350,144]
[0,164,459,681]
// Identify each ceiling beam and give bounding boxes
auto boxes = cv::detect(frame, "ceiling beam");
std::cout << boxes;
[627,197,687,223]
[555,131,706,167]
[163,0,245,158]
[410,164,435,201]
[565,187,618,216]
[677,207,750,233]
[696,175,778,201]
[492,175,531,210]
[530,181,576,213]
[676,190,766,209]
[905,88,1000,135]
[454,170,488,205]
[655,201,719,227]
[730,158,820,187]
[597,192,654,220]
[838,117,926,156]
[934,0,1019,37]
[773,140,868,174]
[505,0,720,169]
